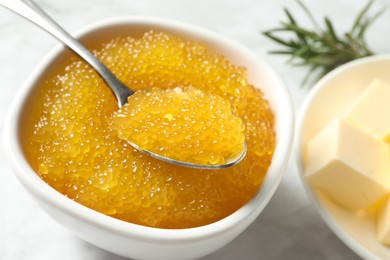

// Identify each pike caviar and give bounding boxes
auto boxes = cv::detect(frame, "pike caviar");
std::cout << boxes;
[111,86,246,165]
[26,31,276,228]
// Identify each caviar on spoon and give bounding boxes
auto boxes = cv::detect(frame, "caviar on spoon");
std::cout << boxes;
[0,0,247,169]
[111,87,247,168]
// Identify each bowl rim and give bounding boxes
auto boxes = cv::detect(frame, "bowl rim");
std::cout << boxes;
[4,16,294,243]
[295,54,390,259]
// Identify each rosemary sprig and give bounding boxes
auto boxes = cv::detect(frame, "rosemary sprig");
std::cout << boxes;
[263,0,385,86]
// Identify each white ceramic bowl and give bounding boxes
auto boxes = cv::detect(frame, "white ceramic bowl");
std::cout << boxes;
[296,55,390,259]
[4,17,294,260]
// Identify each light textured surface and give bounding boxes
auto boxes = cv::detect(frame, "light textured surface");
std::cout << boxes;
[1,0,389,259]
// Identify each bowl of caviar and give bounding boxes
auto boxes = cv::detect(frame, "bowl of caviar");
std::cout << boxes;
[4,16,294,259]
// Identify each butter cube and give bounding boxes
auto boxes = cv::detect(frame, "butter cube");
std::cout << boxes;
[305,119,390,211]
[378,196,390,245]
[345,79,390,140]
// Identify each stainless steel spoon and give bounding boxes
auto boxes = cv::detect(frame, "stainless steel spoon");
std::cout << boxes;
[0,0,247,169]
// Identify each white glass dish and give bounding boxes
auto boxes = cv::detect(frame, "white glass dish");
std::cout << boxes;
[4,16,294,260]
[296,54,390,259]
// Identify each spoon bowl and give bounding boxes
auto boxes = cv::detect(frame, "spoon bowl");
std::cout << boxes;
[136,141,247,170]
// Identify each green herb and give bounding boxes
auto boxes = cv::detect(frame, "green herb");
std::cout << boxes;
[263,0,385,85]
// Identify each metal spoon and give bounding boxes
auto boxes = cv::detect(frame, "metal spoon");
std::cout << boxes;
[0,0,247,169]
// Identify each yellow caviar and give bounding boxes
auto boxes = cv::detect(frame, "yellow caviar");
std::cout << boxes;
[26,31,276,228]
[111,86,246,165]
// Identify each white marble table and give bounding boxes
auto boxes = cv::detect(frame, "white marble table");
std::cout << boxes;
[1,0,389,259]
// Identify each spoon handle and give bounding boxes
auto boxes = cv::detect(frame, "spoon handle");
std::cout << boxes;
[0,0,134,107]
